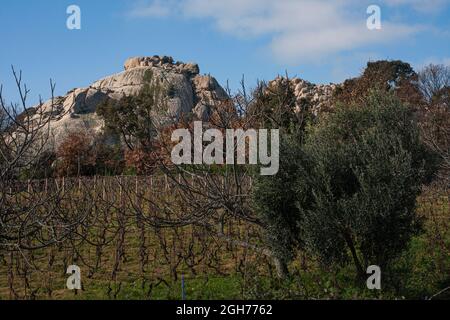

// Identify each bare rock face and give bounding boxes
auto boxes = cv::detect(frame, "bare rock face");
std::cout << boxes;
[192,75,229,121]
[123,56,199,76]
[32,56,342,151]
[267,76,340,116]
[34,56,229,148]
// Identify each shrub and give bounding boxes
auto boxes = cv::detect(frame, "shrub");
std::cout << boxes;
[56,131,96,177]
[249,78,310,135]
[92,134,125,176]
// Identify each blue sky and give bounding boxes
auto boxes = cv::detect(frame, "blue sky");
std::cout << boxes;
[1,0,449,106]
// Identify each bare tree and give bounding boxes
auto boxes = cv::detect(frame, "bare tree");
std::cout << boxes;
[116,78,299,278]
[0,67,88,251]
[418,64,450,105]
[0,68,54,180]
[417,64,450,181]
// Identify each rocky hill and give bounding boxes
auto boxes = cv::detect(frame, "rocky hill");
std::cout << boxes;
[35,55,229,148]
[33,55,340,149]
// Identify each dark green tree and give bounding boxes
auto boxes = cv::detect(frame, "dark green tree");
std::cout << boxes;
[252,135,307,278]
[302,92,437,278]
[97,70,167,152]
[251,78,315,278]
[253,91,438,281]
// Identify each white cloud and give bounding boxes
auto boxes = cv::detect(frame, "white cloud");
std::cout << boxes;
[128,0,172,17]
[383,0,450,13]
[128,0,443,63]
[270,22,421,62]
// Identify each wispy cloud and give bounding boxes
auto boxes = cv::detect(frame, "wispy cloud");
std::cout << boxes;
[127,0,447,63]
[383,0,450,13]
[128,0,173,18]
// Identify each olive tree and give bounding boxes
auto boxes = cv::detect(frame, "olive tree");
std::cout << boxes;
[251,135,306,278]
[301,94,436,276]
[253,92,437,280]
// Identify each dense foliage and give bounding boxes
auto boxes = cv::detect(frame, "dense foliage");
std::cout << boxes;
[253,92,438,282]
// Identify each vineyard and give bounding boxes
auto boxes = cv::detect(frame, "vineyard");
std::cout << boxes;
[0,175,448,300]
[0,175,271,300]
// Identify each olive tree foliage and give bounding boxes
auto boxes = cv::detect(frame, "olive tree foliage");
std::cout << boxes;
[251,136,306,278]
[301,93,437,273]
[250,76,313,278]
[252,92,438,280]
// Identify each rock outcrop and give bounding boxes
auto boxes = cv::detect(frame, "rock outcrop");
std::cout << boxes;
[36,55,229,148]
[32,55,342,150]
[267,76,340,116]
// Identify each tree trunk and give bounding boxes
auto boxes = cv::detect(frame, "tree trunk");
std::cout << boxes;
[273,257,289,279]
[343,230,365,280]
